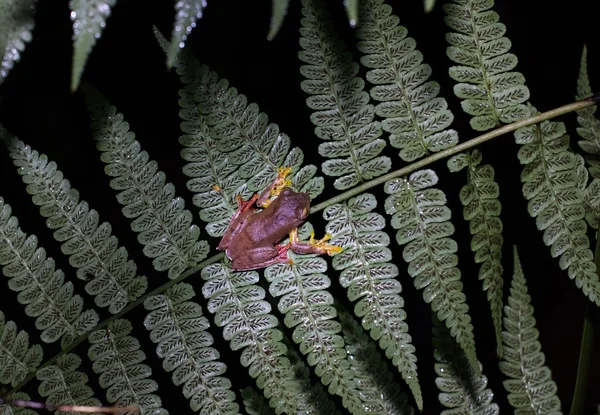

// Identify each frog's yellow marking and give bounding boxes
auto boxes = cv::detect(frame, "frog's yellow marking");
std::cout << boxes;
[270,166,293,197]
[309,231,343,255]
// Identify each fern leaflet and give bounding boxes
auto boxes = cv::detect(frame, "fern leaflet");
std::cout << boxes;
[0,0,36,86]
[299,0,391,190]
[167,0,205,68]
[69,0,116,91]
[356,0,458,162]
[338,306,414,415]
[4,135,148,314]
[499,247,562,414]
[264,226,367,415]
[267,0,289,41]
[201,262,305,414]
[36,353,101,410]
[0,311,42,386]
[0,198,99,347]
[444,0,530,131]
[87,319,167,415]
[384,169,479,371]
[323,193,421,408]
[515,108,600,305]
[432,316,499,415]
[0,392,37,415]
[83,86,209,280]
[143,282,239,415]
[575,45,600,230]
[241,387,276,415]
[447,150,504,357]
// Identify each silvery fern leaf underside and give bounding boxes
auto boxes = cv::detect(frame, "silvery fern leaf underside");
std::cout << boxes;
[357,0,458,162]
[167,0,206,68]
[36,353,101,410]
[267,0,289,41]
[499,248,562,414]
[384,169,479,371]
[0,0,37,86]
[83,86,210,280]
[299,0,391,190]
[0,311,42,387]
[87,319,167,415]
[0,198,99,347]
[432,316,499,415]
[144,283,240,415]
[4,135,148,314]
[324,193,422,409]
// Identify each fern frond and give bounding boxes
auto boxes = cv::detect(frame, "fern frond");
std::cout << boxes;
[444,0,530,131]
[0,0,36,86]
[167,0,205,68]
[323,193,421,408]
[172,51,323,235]
[432,316,499,415]
[344,0,358,27]
[575,45,600,229]
[384,169,479,371]
[3,135,148,314]
[69,0,116,91]
[356,0,458,162]
[447,150,504,356]
[338,306,414,415]
[87,320,167,415]
[0,392,37,415]
[515,108,600,305]
[499,247,562,414]
[0,311,43,386]
[143,282,240,415]
[36,353,101,411]
[267,0,289,41]
[83,86,209,279]
[264,236,367,415]
[299,0,391,190]
[200,261,303,415]
[0,198,99,347]
[241,387,276,415]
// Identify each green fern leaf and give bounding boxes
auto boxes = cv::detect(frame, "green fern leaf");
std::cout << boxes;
[0,392,37,415]
[444,0,530,131]
[344,0,358,27]
[338,306,414,415]
[447,150,504,357]
[36,353,101,410]
[264,230,367,415]
[241,387,276,415]
[299,0,390,190]
[167,0,205,68]
[0,311,43,386]
[515,108,600,305]
[499,247,562,414]
[69,0,116,91]
[201,261,304,414]
[0,198,99,347]
[575,45,600,229]
[424,0,436,13]
[3,134,148,314]
[384,169,479,372]
[87,320,167,415]
[0,0,37,86]
[83,86,209,279]
[144,282,240,415]
[432,316,499,415]
[356,0,458,162]
[267,0,289,41]
[323,193,422,408]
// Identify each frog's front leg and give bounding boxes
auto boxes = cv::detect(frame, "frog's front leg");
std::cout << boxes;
[287,229,343,256]
[231,244,292,271]
[256,166,293,207]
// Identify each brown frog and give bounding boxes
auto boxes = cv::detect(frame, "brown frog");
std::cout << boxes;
[217,167,341,271]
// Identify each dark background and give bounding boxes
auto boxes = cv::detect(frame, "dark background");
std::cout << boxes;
[0,0,599,414]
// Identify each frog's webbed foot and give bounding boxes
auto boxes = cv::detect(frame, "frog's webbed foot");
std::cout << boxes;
[288,229,343,256]
[257,166,293,208]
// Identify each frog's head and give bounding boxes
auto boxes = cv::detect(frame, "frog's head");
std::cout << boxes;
[278,187,310,225]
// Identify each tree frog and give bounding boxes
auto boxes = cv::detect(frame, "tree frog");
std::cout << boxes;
[217,167,342,271]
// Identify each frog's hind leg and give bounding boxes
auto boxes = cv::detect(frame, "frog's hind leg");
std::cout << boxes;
[231,244,292,271]
[217,193,259,251]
